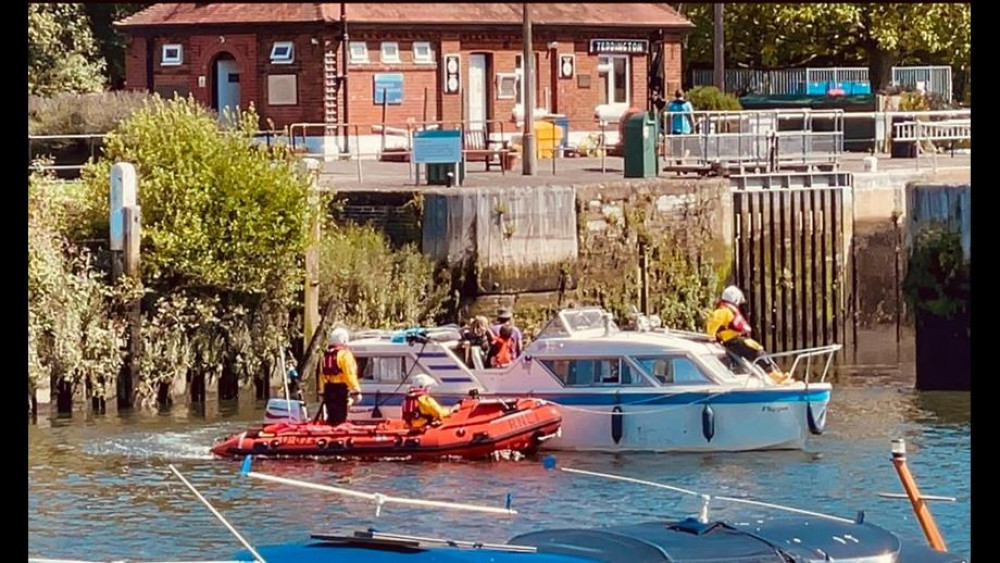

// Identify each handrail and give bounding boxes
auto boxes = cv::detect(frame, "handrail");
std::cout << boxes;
[766,344,842,384]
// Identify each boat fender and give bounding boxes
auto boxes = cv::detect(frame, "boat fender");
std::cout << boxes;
[702,404,715,442]
[270,439,281,449]
[331,439,344,449]
[611,406,623,444]
[372,390,383,419]
[807,402,827,435]
[316,438,327,450]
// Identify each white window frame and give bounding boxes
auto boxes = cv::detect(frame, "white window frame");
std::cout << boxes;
[598,55,631,106]
[348,41,369,64]
[380,41,401,64]
[161,44,183,66]
[496,73,518,100]
[269,41,295,65]
[413,41,434,64]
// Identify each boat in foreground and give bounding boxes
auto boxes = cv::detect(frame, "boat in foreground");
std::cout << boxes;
[212,396,562,460]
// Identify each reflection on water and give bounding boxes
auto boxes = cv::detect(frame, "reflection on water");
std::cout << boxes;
[29,371,971,561]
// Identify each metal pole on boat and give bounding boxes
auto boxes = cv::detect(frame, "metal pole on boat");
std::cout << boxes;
[167,465,267,563]
[889,439,949,552]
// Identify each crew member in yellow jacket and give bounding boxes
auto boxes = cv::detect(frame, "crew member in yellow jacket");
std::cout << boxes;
[706,286,791,385]
[401,374,455,428]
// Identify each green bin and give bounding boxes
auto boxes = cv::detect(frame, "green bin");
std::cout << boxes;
[623,111,660,178]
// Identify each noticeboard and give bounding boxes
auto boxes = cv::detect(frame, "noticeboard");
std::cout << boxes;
[413,130,462,164]
[373,73,403,105]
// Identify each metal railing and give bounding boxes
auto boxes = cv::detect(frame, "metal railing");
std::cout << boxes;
[660,109,844,173]
[691,65,954,101]
[765,344,843,384]
[27,133,107,173]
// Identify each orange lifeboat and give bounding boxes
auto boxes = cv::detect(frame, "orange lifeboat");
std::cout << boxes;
[211,398,562,461]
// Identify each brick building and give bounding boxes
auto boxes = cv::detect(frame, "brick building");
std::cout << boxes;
[117,3,693,158]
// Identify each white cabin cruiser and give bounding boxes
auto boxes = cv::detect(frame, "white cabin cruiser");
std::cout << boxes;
[336,308,836,453]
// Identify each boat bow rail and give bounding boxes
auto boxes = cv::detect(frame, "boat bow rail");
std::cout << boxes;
[764,344,842,384]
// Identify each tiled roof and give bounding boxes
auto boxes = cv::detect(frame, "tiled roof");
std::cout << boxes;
[117,3,693,29]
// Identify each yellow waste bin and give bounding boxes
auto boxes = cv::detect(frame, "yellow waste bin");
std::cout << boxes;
[534,121,563,159]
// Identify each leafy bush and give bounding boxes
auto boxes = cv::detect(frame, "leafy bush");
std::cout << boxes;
[686,86,743,111]
[29,91,152,135]
[903,226,969,319]
[73,96,315,405]
[28,165,124,404]
[319,223,447,329]
[82,96,313,294]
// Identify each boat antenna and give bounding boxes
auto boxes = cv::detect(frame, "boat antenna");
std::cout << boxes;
[240,456,516,518]
[547,458,853,524]
[167,464,266,563]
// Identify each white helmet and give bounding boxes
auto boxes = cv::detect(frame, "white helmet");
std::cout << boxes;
[721,286,746,306]
[328,327,350,346]
[411,373,437,388]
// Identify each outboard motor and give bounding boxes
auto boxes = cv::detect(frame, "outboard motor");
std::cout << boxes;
[265,398,308,423]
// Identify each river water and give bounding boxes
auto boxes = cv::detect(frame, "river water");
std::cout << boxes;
[28,367,971,561]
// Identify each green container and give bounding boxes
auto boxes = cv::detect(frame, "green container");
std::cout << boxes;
[427,161,466,186]
[623,111,660,178]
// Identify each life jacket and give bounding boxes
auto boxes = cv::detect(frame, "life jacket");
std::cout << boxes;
[490,335,514,368]
[321,345,346,383]
[714,301,751,342]
[402,388,431,427]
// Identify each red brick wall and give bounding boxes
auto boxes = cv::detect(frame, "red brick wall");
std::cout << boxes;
[346,36,442,131]
[122,27,684,133]
[124,35,147,91]
[253,32,325,127]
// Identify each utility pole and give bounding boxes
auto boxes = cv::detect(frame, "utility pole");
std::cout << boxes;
[522,2,536,175]
[713,3,725,92]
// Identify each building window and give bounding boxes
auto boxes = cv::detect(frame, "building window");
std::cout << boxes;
[540,358,648,387]
[349,41,369,64]
[413,41,434,64]
[161,44,183,66]
[269,41,294,64]
[380,42,400,64]
[496,73,518,100]
[598,55,630,105]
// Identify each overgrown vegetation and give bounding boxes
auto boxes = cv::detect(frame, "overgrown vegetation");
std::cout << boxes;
[903,226,969,319]
[29,91,151,136]
[318,223,448,329]
[28,165,125,412]
[686,86,743,112]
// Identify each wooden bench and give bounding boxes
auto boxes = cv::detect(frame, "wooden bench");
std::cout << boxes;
[463,129,515,172]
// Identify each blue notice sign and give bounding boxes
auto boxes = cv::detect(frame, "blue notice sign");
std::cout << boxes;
[373,73,403,105]
[413,130,462,164]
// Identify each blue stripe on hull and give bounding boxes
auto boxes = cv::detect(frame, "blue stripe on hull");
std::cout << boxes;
[356,389,831,408]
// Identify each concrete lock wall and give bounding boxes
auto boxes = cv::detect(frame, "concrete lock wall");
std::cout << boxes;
[423,186,579,293]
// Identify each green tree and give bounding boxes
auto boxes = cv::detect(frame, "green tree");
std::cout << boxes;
[672,3,971,92]
[28,3,106,96]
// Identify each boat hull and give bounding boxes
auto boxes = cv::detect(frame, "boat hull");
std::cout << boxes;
[346,385,831,453]
[212,398,562,460]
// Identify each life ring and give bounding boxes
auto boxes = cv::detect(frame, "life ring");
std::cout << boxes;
[807,402,827,435]
[702,404,715,442]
